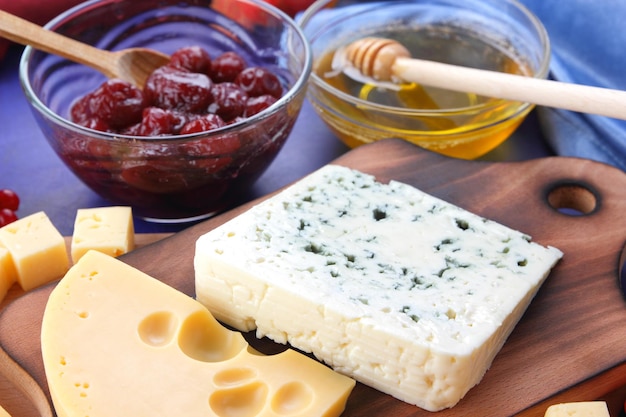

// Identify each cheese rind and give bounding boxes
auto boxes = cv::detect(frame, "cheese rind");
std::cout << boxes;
[544,401,609,417]
[0,211,69,291]
[194,165,563,411]
[42,251,354,417]
[71,206,135,263]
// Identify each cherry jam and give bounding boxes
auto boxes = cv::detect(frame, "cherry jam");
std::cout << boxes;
[71,47,282,135]
[62,46,291,221]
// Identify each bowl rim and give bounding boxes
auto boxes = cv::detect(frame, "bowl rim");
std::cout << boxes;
[298,0,551,117]
[19,0,313,142]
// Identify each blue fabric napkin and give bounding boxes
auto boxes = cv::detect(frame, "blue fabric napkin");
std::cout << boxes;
[518,0,626,171]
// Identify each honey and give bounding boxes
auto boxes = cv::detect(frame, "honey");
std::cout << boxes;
[311,26,536,159]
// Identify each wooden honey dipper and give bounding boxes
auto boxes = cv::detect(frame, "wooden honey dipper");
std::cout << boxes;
[338,37,626,120]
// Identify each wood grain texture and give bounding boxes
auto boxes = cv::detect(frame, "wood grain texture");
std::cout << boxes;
[1,139,625,417]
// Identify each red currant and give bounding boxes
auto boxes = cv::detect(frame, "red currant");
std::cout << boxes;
[0,189,20,211]
[0,208,18,227]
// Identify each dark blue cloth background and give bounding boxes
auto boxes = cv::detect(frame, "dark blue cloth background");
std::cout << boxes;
[519,0,626,171]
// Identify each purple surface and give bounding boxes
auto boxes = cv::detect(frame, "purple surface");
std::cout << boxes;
[0,44,553,236]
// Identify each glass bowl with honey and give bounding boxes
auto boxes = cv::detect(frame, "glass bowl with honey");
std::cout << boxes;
[298,0,550,159]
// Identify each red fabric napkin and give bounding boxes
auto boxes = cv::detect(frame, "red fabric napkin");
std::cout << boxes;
[0,0,84,59]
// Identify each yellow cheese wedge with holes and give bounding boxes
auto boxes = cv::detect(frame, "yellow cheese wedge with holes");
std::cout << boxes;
[41,250,355,417]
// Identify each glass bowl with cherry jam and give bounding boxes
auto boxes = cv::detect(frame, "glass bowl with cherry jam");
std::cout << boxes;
[20,0,311,222]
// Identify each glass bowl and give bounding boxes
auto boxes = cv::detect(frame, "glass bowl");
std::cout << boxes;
[298,0,550,159]
[20,0,311,222]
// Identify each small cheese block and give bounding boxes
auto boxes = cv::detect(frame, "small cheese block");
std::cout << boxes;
[544,401,609,417]
[42,251,355,417]
[194,165,563,412]
[0,404,11,417]
[0,211,69,291]
[0,243,17,302]
[71,206,135,263]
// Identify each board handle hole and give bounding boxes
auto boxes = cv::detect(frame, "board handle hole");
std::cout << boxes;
[547,183,598,216]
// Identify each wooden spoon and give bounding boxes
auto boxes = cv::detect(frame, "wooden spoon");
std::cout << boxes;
[337,37,626,120]
[0,9,170,88]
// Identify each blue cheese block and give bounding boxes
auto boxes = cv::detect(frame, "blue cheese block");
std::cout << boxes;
[194,165,563,412]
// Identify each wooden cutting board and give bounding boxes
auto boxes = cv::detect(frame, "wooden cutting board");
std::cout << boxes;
[1,139,625,417]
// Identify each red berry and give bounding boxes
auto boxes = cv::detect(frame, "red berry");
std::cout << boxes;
[235,67,282,99]
[70,79,146,130]
[144,66,214,113]
[120,122,141,136]
[180,114,226,134]
[0,189,20,211]
[182,133,241,157]
[0,208,18,227]
[169,46,212,73]
[81,117,113,132]
[210,52,247,83]
[207,82,248,121]
[121,163,190,194]
[138,107,187,136]
[244,94,278,117]
[69,46,285,140]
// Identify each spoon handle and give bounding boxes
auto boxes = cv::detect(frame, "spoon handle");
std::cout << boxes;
[393,57,626,120]
[0,9,115,77]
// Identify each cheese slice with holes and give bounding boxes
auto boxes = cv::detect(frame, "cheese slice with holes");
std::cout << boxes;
[41,250,354,417]
[194,164,563,411]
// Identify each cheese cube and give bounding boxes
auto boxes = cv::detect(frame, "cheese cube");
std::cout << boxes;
[544,401,609,417]
[0,404,11,417]
[0,211,69,291]
[71,206,135,263]
[41,251,355,417]
[0,243,17,302]
[194,165,563,411]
